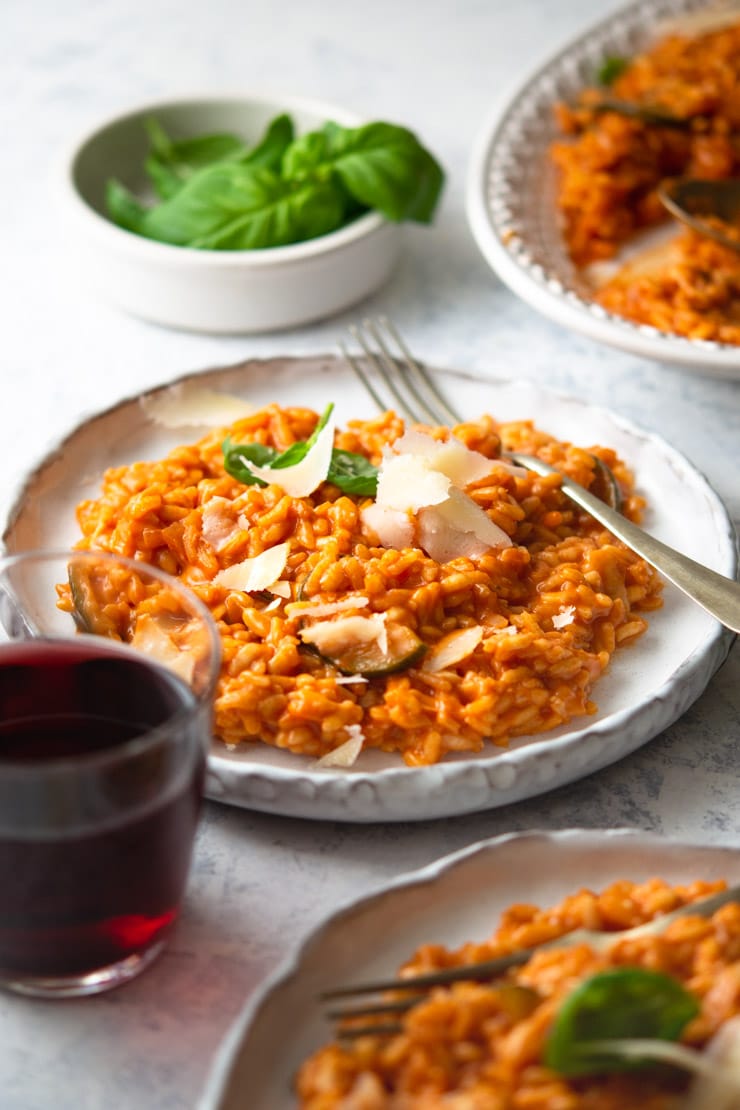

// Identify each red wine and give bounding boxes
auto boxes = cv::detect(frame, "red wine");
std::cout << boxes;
[0,638,205,981]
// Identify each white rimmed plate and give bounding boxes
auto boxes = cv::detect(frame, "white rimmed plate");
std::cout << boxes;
[199,828,740,1109]
[2,354,736,821]
[466,0,740,378]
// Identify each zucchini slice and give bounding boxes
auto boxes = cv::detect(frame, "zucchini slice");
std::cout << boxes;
[67,561,121,637]
[308,619,426,677]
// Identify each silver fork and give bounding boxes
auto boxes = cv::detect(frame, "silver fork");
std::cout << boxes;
[339,316,740,634]
[322,882,740,1035]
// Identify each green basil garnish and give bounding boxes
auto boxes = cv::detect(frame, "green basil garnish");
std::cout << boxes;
[545,968,699,1077]
[106,113,444,250]
[597,55,630,86]
[143,118,251,201]
[222,403,378,496]
[270,404,334,470]
[282,119,444,224]
[221,440,278,487]
[326,449,378,496]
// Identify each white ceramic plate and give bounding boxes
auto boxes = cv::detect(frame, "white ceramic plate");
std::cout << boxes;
[199,828,740,1109]
[466,0,740,378]
[2,355,735,821]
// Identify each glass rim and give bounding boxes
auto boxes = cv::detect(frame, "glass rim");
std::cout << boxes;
[0,547,222,776]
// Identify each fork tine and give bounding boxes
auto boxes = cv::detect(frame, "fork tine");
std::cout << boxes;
[321,884,740,1009]
[342,317,461,428]
[348,323,418,423]
[364,318,446,426]
[320,947,534,1001]
[336,1022,404,1039]
[326,997,419,1021]
[377,315,461,426]
[338,340,388,415]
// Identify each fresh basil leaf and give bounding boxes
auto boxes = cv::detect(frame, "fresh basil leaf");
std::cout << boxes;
[222,406,334,485]
[283,120,444,224]
[138,164,347,249]
[327,449,378,495]
[106,112,444,248]
[238,113,295,172]
[283,129,333,181]
[271,404,334,469]
[105,179,149,234]
[222,438,278,486]
[145,117,173,160]
[597,55,630,86]
[222,407,378,495]
[545,968,699,1077]
[336,121,444,222]
[144,117,250,201]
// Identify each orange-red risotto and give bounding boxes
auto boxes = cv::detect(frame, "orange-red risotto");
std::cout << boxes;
[551,14,740,343]
[296,878,740,1109]
[70,405,662,766]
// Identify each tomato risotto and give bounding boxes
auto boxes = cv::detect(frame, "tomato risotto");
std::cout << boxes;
[66,405,662,766]
[296,878,740,1108]
[551,16,740,343]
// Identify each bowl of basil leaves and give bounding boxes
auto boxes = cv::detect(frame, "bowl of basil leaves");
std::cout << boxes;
[61,94,445,333]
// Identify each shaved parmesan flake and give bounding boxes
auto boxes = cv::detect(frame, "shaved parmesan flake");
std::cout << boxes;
[300,613,388,656]
[361,503,415,549]
[369,429,513,563]
[434,487,512,543]
[416,514,487,564]
[202,497,244,552]
[422,626,483,672]
[269,580,291,599]
[417,487,512,563]
[285,596,369,620]
[213,542,290,593]
[334,673,368,684]
[141,386,253,428]
[263,597,282,612]
[391,429,495,487]
[243,411,335,497]
[375,453,450,511]
[131,613,195,684]
[552,605,576,630]
[681,1016,740,1109]
[315,725,365,768]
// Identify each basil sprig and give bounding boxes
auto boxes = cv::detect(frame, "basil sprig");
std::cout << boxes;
[597,55,630,86]
[222,404,378,496]
[142,114,293,201]
[324,449,379,495]
[106,113,444,250]
[545,968,699,1077]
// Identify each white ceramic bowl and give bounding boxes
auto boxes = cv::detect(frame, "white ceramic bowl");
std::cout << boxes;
[60,95,402,334]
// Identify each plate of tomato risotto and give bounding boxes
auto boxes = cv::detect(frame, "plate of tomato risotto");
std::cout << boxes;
[201,829,740,1109]
[2,354,735,821]
[467,0,740,376]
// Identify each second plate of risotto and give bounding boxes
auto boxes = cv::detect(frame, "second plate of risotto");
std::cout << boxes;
[3,354,735,821]
[467,0,740,375]
[201,829,740,1109]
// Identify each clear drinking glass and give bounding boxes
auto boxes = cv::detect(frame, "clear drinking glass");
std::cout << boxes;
[0,549,221,997]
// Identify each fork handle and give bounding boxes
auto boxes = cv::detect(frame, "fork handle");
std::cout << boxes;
[507,453,740,634]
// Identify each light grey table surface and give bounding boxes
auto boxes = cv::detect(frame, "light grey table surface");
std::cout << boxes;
[1,0,739,1106]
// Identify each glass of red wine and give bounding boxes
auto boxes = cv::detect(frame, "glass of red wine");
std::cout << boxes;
[0,548,221,997]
